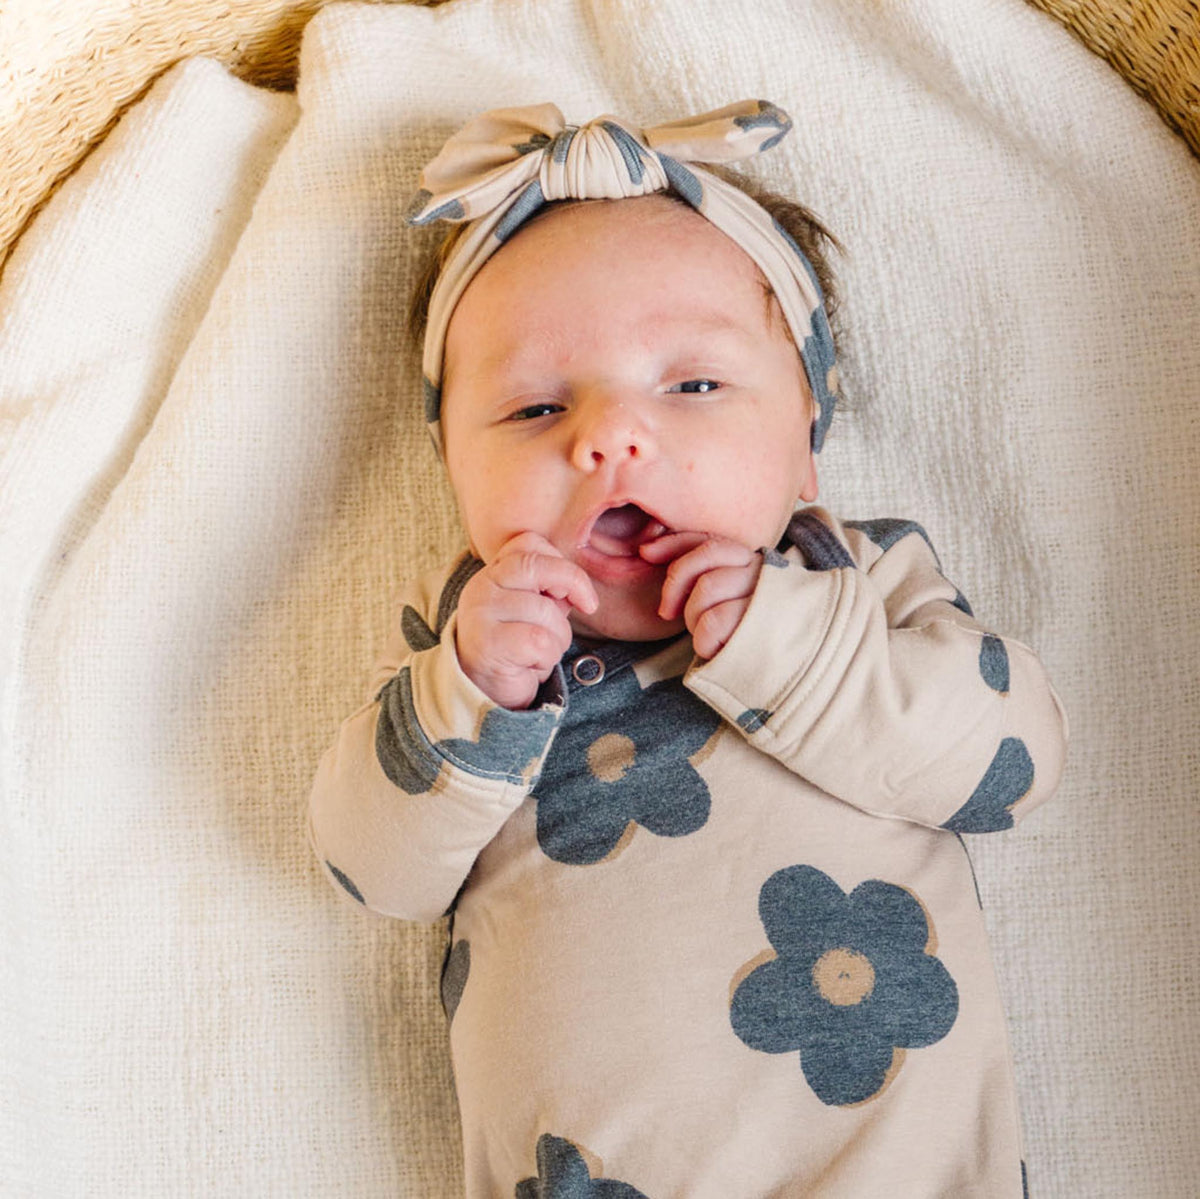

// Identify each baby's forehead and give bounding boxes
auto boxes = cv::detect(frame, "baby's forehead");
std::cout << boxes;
[474,196,785,331]
[481,193,770,285]
[463,209,763,299]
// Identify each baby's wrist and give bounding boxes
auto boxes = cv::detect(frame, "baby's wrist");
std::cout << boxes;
[455,631,537,710]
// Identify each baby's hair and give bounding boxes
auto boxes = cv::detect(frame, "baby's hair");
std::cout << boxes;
[406,164,844,359]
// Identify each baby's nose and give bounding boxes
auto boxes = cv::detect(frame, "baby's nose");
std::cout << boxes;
[569,399,656,470]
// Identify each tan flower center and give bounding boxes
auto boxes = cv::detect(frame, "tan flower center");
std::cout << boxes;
[812,947,876,1007]
[586,733,636,783]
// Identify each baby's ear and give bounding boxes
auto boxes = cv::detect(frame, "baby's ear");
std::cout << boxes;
[798,446,818,503]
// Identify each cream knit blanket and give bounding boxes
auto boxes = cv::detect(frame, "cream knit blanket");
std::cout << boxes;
[2,1,1198,1194]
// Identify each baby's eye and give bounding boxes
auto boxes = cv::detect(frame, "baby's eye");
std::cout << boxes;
[669,379,722,394]
[509,402,563,421]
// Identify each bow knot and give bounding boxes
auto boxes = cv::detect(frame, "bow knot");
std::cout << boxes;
[537,119,668,202]
[406,100,793,225]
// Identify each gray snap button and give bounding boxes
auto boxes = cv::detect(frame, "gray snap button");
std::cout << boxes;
[572,654,605,685]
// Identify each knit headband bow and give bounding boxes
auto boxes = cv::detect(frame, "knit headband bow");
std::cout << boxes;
[406,99,838,455]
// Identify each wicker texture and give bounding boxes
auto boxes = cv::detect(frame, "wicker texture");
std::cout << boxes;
[0,0,1196,268]
[1036,0,1200,152]
[0,0,440,268]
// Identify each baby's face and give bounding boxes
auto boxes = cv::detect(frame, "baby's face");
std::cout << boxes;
[440,194,817,643]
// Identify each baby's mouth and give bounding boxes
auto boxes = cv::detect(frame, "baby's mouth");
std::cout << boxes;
[586,503,670,558]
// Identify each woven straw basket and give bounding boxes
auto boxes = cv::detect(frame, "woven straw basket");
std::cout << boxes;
[0,0,1197,270]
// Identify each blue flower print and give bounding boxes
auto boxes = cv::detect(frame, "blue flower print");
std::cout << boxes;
[659,155,703,208]
[515,1134,648,1199]
[325,861,364,904]
[979,634,1011,694]
[400,602,438,652]
[736,708,772,734]
[785,511,854,571]
[732,100,793,151]
[843,519,974,616]
[842,517,928,556]
[404,187,465,226]
[440,939,469,1024]
[941,737,1033,833]
[598,121,649,185]
[731,865,958,1106]
[513,132,552,156]
[400,554,484,652]
[534,671,721,864]
[422,375,442,427]
[376,667,560,794]
[495,179,547,242]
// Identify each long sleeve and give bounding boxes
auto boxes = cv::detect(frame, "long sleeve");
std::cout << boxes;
[308,552,568,922]
[684,509,1068,832]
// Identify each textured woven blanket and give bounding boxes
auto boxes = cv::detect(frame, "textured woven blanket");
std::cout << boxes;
[1,1,1198,1194]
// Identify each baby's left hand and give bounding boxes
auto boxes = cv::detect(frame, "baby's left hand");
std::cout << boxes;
[639,532,763,660]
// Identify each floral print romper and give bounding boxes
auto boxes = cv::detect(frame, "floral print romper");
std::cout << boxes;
[309,507,1067,1198]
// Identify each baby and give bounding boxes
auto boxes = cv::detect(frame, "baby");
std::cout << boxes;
[309,100,1067,1198]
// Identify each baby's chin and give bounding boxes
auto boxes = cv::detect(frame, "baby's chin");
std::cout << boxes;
[568,603,687,647]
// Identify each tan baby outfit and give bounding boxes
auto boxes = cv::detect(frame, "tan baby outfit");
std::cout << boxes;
[309,507,1066,1197]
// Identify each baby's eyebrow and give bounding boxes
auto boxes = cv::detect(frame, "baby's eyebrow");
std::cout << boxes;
[642,309,760,339]
[450,312,762,386]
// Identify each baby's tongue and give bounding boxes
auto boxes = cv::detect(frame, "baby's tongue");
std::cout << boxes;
[593,504,650,542]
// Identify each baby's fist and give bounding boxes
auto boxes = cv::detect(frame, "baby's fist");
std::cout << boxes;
[639,532,762,659]
[455,532,598,709]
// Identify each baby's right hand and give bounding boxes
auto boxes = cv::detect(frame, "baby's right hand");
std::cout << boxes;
[455,532,599,710]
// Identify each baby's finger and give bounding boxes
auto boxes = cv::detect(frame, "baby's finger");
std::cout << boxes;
[636,530,709,563]
[489,617,574,675]
[681,562,763,630]
[483,585,576,637]
[495,530,567,560]
[639,531,725,619]
[655,537,759,621]
[690,597,752,660]
[490,544,598,614]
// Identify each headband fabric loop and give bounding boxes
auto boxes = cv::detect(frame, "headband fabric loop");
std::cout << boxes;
[407,100,839,456]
